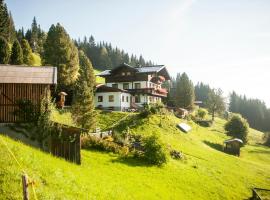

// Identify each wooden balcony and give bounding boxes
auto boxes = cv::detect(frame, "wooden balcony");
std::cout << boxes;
[128,87,167,97]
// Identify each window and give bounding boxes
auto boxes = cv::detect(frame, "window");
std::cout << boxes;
[135,95,140,103]
[135,83,141,89]
[109,95,114,102]
[127,72,131,76]
[98,96,103,102]
[112,84,118,88]
[122,72,125,76]
[126,96,129,102]
[122,95,125,102]
[123,83,129,90]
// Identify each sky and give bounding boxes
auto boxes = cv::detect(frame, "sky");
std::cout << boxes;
[6,0,270,107]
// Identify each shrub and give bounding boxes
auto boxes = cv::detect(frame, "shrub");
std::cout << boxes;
[141,134,168,166]
[196,120,213,127]
[139,103,165,118]
[197,108,207,119]
[224,114,249,144]
[81,135,126,154]
[263,132,270,147]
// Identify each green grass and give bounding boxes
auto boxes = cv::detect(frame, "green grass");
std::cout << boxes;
[0,112,270,199]
[94,69,105,84]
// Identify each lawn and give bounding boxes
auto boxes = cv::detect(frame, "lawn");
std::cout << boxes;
[0,111,270,199]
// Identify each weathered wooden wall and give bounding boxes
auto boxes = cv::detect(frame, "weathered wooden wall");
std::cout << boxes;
[0,83,50,122]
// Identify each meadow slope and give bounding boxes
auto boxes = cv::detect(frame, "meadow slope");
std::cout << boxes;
[0,112,269,200]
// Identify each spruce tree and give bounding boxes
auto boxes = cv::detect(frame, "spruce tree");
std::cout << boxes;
[21,39,33,65]
[43,23,79,88]
[175,72,195,109]
[8,12,16,43]
[0,1,9,41]
[72,50,96,130]
[10,40,23,65]
[0,36,10,64]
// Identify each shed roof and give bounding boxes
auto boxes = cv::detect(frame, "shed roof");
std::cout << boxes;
[0,65,57,84]
[224,138,243,143]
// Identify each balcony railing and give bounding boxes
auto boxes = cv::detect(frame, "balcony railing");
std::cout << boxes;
[128,87,167,97]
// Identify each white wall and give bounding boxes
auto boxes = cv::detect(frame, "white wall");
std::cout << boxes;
[95,92,131,110]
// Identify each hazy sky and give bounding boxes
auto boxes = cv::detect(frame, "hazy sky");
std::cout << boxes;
[6,0,270,106]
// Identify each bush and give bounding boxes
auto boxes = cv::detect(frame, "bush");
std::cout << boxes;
[197,108,207,119]
[81,135,127,154]
[263,132,270,147]
[196,120,213,127]
[224,114,249,144]
[141,134,168,166]
[139,103,165,118]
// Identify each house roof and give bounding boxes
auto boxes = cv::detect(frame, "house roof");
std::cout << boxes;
[97,63,170,79]
[95,84,130,93]
[224,138,243,143]
[0,65,57,84]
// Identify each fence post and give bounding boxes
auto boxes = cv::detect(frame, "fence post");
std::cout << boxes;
[22,174,29,200]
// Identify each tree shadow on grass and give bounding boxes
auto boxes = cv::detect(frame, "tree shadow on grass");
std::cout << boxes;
[203,140,224,152]
[110,156,153,167]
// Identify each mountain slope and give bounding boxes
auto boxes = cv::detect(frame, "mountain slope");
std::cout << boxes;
[0,113,269,199]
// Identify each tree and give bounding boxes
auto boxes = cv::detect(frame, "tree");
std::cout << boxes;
[10,40,23,65]
[175,72,195,109]
[206,88,225,121]
[43,23,79,89]
[71,50,96,130]
[0,1,9,41]
[197,108,207,119]
[0,36,10,64]
[8,12,16,43]
[224,114,249,144]
[195,82,211,107]
[21,39,33,65]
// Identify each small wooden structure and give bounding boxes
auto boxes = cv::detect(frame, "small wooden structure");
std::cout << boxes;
[0,65,57,123]
[49,123,82,164]
[251,188,270,200]
[57,91,67,109]
[224,138,243,156]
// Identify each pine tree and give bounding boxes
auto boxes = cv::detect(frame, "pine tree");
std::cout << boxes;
[21,39,33,65]
[72,50,96,130]
[0,1,9,41]
[175,73,195,109]
[10,40,23,65]
[16,27,25,43]
[8,12,16,43]
[43,23,79,88]
[30,17,39,52]
[0,36,10,64]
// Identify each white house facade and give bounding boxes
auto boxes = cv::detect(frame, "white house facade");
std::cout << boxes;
[95,63,170,111]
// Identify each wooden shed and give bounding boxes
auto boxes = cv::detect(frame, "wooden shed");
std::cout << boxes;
[224,138,243,156]
[0,65,57,123]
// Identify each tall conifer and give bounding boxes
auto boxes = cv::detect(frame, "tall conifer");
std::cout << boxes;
[10,40,23,65]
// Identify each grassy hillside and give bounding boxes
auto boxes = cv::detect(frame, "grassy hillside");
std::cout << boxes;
[0,112,270,199]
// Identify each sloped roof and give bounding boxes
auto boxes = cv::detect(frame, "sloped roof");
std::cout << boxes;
[96,63,170,79]
[224,138,243,143]
[95,84,130,93]
[0,65,57,84]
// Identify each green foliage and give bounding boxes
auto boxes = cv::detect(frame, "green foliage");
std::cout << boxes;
[229,91,270,132]
[197,108,207,119]
[36,89,54,145]
[0,36,10,64]
[13,99,39,122]
[195,82,211,107]
[72,50,96,130]
[224,114,249,144]
[10,40,23,65]
[206,88,225,121]
[43,23,79,88]
[141,134,168,166]
[81,135,126,154]
[175,72,195,110]
[21,39,33,65]
[0,1,15,42]
[263,132,270,147]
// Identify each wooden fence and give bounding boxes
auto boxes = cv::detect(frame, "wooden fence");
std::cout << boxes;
[49,124,82,164]
[251,188,270,200]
